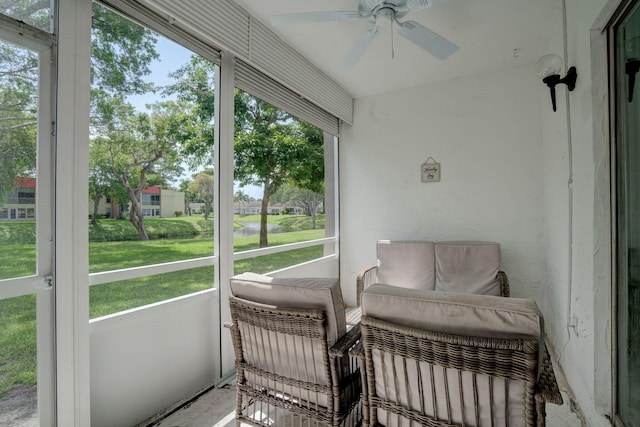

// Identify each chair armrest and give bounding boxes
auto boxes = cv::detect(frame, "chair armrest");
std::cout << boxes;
[357,265,378,307]
[349,339,369,426]
[348,340,364,361]
[535,347,563,405]
[329,323,361,358]
[498,270,510,297]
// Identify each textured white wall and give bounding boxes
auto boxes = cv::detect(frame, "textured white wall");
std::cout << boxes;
[340,65,550,310]
[340,1,621,424]
[560,0,615,424]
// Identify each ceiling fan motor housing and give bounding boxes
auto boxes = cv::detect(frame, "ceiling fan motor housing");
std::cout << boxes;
[360,1,414,20]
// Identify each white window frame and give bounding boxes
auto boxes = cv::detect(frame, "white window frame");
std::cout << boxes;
[0,10,57,425]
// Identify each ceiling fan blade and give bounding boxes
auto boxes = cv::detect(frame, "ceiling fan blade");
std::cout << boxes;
[271,11,366,26]
[406,0,450,13]
[397,20,458,60]
[339,28,378,71]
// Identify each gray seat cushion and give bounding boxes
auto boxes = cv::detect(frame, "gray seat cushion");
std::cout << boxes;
[362,283,542,341]
[229,272,346,345]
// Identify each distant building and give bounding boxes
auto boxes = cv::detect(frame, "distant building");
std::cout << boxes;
[0,179,184,221]
[0,177,36,220]
[188,203,205,214]
[233,201,303,215]
[95,185,185,219]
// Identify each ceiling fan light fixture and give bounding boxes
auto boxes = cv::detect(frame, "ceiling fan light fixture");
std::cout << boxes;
[375,7,395,28]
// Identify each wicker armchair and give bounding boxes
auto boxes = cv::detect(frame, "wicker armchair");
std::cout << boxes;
[357,241,510,305]
[227,272,362,426]
[354,284,562,427]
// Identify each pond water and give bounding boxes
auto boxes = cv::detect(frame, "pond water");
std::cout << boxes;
[234,222,292,237]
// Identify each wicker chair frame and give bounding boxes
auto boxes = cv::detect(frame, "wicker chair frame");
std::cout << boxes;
[228,296,362,426]
[355,314,559,427]
[356,267,510,306]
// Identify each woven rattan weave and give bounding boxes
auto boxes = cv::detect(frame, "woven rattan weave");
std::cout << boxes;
[355,314,561,427]
[228,296,362,426]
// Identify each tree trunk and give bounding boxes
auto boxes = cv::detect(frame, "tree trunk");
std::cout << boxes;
[124,184,149,240]
[91,193,101,226]
[110,196,118,219]
[311,206,316,230]
[129,199,149,240]
[260,185,270,248]
[118,171,149,240]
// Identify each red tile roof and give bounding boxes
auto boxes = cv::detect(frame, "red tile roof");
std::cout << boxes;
[142,185,161,194]
[14,177,36,188]
[12,178,164,194]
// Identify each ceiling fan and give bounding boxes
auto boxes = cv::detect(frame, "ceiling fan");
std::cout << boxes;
[271,0,459,70]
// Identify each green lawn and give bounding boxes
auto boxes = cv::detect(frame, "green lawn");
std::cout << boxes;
[0,214,327,396]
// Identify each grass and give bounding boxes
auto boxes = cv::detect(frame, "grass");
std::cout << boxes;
[89,216,214,241]
[0,295,37,396]
[0,214,327,397]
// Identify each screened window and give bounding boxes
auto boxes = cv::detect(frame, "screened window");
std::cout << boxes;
[232,86,338,275]
[88,4,215,317]
[1,1,52,32]
[86,1,340,318]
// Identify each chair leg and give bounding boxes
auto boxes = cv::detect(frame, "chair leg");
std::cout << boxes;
[536,399,546,427]
[235,387,244,426]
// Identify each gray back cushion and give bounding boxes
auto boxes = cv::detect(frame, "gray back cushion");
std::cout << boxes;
[376,240,436,291]
[435,241,501,296]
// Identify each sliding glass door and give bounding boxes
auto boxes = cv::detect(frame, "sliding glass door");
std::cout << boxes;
[616,1,640,425]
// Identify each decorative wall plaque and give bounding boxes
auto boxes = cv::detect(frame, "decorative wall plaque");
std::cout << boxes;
[421,157,441,183]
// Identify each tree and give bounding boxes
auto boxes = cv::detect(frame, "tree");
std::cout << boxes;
[0,41,38,207]
[0,1,50,30]
[179,179,193,215]
[164,55,216,168]
[273,184,324,229]
[235,100,325,247]
[93,100,185,239]
[90,3,158,96]
[0,4,162,215]
[189,171,214,220]
[234,190,253,213]
[88,143,115,224]
[168,57,327,247]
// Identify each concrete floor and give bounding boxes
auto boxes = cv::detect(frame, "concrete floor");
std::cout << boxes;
[146,310,584,427]
[145,381,584,427]
[147,384,238,427]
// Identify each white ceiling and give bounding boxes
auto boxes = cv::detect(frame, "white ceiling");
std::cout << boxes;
[233,0,561,99]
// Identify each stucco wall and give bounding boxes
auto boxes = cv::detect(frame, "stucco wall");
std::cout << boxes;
[160,188,185,218]
[340,65,550,309]
[340,1,621,425]
[559,0,614,424]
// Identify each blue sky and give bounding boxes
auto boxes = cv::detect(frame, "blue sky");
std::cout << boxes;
[126,36,192,112]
